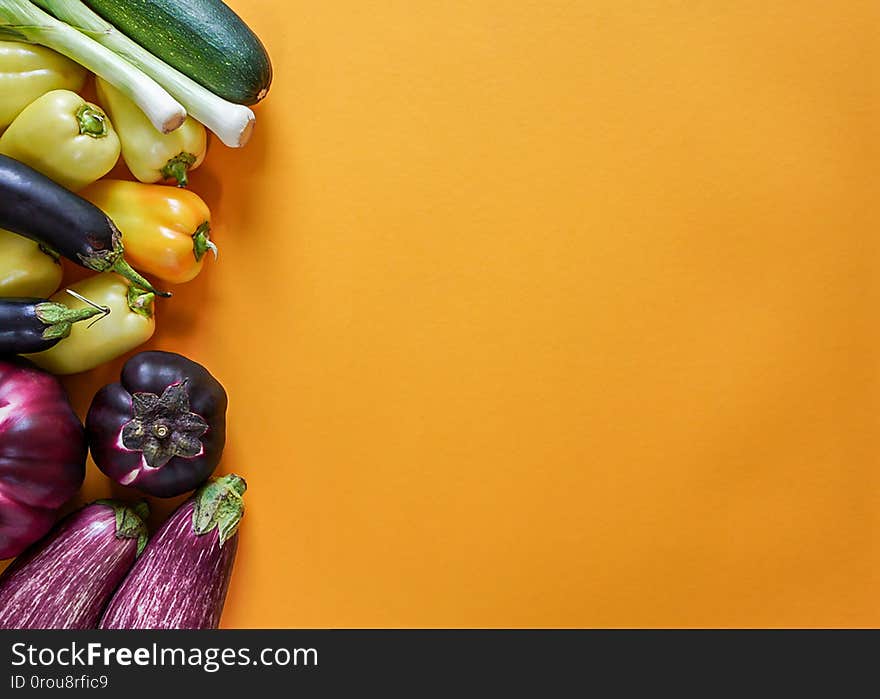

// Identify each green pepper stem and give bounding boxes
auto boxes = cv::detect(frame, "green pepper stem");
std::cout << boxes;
[161,152,197,187]
[126,285,155,318]
[34,297,109,340]
[111,257,172,298]
[76,103,109,138]
[192,222,218,262]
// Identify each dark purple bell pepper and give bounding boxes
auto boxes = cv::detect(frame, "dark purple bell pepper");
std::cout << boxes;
[86,351,227,497]
[0,358,86,559]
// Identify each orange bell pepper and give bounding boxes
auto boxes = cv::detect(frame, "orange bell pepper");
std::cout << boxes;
[80,179,216,285]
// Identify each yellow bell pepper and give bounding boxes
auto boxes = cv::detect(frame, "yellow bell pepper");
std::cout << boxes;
[0,89,120,191]
[80,180,216,285]
[0,41,86,131]
[26,272,156,375]
[96,77,207,187]
[0,228,63,297]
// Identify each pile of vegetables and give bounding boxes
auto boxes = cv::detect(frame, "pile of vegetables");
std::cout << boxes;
[0,0,271,629]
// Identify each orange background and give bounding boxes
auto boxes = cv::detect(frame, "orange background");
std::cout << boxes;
[5,0,880,627]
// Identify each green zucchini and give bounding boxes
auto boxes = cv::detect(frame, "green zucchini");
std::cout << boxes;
[82,0,272,105]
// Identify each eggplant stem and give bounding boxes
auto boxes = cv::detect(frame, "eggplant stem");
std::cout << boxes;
[66,288,110,313]
[192,474,247,547]
[65,288,112,328]
[94,499,151,557]
[35,293,110,340]
[111,257,172,298]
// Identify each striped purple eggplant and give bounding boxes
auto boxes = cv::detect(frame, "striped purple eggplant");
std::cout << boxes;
[100,474,246,630]
[0,500,149,629]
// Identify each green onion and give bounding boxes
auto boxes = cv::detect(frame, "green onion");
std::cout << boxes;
[34,0,256,147]
[0,0,185,133]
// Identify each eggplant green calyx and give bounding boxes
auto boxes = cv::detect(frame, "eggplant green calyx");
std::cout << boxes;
[192,222,218,262]
[76,103,109,138]
[192,474,247,547]
[35,296,109,340]
[121,381,209,469]
[161,152,198,187]
[95,499,151,556]
[80,227,171,297]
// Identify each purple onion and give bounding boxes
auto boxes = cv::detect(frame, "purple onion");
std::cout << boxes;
[100,474,245,630]
[0,358,86,559]
[0,500,149,629]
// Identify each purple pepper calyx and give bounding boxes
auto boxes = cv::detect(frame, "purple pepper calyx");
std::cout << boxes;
[121,381,209,469]
[192,474,247,547]
[94,499,151,557]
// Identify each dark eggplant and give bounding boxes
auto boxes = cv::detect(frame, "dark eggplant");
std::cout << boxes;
[87,351,227,497]
[0,292,109,354]
[0,154,169,296]
[100,474,245,629]
[0,500,149,629]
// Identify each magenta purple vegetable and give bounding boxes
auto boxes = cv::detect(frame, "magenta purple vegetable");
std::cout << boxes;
[0,500,148,629]
[100,474,246,629]
[0,358,86,559]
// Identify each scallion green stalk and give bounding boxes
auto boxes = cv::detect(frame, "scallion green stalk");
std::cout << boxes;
[35,0,256,147]
[0,0,185,133]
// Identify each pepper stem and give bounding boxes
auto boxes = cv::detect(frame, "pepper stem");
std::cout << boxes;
[76,103,109,138]
[161,152,198,187]
[192,222,218,262]
[192,474,247,547]
[34,295,110,340]
[95,499,151,557]
[126,285,155,319]
[111,256,172,298]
